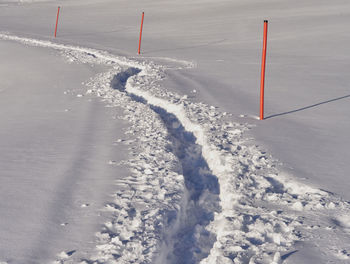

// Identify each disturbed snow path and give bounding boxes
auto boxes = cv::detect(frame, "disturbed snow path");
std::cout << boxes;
[113,73,221,263]
[2,33,350,264]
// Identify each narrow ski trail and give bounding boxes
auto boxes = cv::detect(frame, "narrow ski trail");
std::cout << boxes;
[2,33,350,264]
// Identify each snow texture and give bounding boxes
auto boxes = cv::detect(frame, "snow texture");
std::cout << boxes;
[1,32,350,264]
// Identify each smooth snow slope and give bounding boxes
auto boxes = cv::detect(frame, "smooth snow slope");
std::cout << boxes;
[1,0,350,263]
[0,40,129,263]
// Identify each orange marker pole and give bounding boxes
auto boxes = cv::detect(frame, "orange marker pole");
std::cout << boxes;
[54,6,60,38]
[260,20,268,120]
[138,12,145,54]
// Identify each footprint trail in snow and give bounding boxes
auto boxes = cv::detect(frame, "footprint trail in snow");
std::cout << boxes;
[1,32,350,264]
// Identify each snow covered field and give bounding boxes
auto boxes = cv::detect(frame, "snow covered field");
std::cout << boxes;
[1,0,350,263]
[0,39,131,263]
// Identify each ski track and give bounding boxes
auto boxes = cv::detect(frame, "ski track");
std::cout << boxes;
[1,32,350,264]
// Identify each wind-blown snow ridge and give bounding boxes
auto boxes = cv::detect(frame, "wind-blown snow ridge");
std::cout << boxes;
[2,33,350,264]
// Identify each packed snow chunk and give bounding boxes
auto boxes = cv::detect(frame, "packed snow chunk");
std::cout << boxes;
[326,202,336,209]
[272,252,282,264]
[144,168,153,175]
[57,250,76,259]
[291,201,304,211]
[271,233,281,245]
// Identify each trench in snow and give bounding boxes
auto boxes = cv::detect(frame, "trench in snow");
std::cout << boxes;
[111,68,222,264]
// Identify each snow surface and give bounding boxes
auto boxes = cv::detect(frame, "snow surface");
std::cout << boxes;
[1,0,350,263]
[0,39,130,263]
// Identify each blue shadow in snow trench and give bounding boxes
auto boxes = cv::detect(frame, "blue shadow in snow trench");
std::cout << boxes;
[150,105,220,264]
[111,72,221,263]
[111,67,141,92]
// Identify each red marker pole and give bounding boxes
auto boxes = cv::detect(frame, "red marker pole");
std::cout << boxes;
[260,20,268,120]
[138,12,145,54]
[54,6,60,38]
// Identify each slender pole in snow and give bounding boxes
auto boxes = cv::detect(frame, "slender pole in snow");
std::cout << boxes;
[260,20,268,120]
[138,12,145,54]
[54,6,60,38]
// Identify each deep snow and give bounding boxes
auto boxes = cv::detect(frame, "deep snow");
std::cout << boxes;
[1,0,350,263]
[0,40,130,263]
[1,0,349,200]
